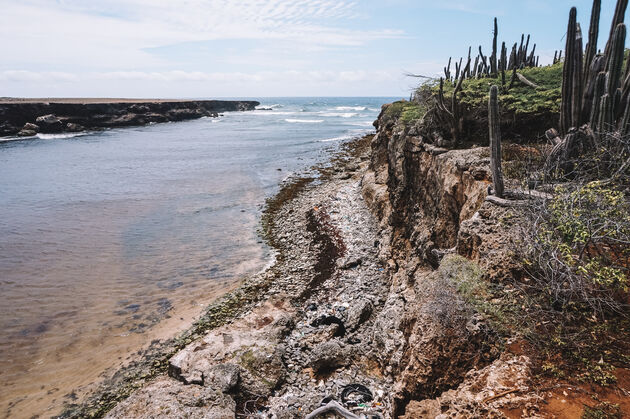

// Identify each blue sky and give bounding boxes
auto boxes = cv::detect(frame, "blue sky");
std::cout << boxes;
[0,0,624,98]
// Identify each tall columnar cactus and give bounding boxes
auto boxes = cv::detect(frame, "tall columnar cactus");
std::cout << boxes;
[598,93,613,131]
[584,0,601,80]
[491,18,498,76]
[604,0,628,57]
[605,23,626,108]
[590,71,607,128]
[500,42,507,86]
[621,98,630,135]
[560,7,583,135]
[572,24,584,128]
[488,85,504,198]
[583,57,606,122]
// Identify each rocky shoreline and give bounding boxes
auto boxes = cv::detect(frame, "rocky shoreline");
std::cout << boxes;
[56,113,527,418]
[57,102,629,419]
[0,99,259,137]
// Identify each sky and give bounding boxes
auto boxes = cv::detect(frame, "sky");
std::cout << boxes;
[0,0,625,98]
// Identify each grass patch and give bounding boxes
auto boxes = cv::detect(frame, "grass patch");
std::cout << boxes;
[384,100,426,125]
[436,62,562,117]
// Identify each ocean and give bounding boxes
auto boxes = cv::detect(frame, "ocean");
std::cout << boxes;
[0,97,398,417]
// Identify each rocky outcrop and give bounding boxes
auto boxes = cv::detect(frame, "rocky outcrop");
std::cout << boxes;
[360,103,531,416]
[0,99,259,136]
[363,105,491,266]
[400,355,538,419]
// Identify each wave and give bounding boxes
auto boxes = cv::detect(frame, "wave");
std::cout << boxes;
[368,108,381,112]
[319,112,358,118]
[256,103,283,109]
[1,132,90,142]
[334,106,367,111]
[0,136,30,143]
[37,132,88,139]
[319,134,356,142]
[252,111,298,116]
[285,119,324,124]
[348,121,375,127]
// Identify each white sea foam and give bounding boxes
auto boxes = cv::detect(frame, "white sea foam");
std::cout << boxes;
[0,136,29,142]
[320,134,355,142]
[285,119,324,124]
[252,111,298,116]
[319,112,358,118]
[0,132,89,142]
[256,103,283,109]
[334,106,367,111]
[348,121,375,127]
[37,132,88,139]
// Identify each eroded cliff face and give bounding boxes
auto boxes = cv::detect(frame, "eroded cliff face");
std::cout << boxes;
[363,105,490,267]
[361,104,529,416]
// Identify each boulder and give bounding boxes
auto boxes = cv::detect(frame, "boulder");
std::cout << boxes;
[23,122,40,132]
[66,123,85,132]
[35,114,63,133]
[308,340,350,373]
[17,129,37,137]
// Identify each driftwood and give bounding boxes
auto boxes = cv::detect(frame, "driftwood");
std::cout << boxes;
[486,189,553,207]
[486,195,529,207]
[516,73,540,89]
[305,401,360,419]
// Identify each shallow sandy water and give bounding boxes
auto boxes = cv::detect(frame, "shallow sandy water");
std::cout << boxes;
[0,98,389,418]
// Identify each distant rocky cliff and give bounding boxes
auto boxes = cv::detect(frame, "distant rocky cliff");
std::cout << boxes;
[0,100,259,137]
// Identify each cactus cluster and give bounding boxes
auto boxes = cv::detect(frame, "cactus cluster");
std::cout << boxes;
[560,0,630,136]
[442,18,539,84]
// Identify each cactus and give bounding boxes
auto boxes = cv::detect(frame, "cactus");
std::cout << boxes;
[501,42,507,86]
[491,18,498,76]
[488,86,504,198]
[583,55,606,122]
[605,23,626,109]
[444,57,452,81]
[560,7,582,135]
[590,71,607,128]
[572,24,584,128]
[620,97,630,135]
[523,34,531,67]
[604,0,628,57]
[584,0,601,80]
[598,93,613,132]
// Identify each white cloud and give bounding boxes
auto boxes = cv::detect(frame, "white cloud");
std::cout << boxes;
[0,69,396,84]
[0,0,407,96]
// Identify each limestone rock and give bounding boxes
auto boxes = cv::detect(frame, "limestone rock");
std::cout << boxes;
[23,122,40,132]
[104,376,236,419]
[66,122,85,132]
[308,340,350,373]
[169,300,294,396]
[17,129,37,137]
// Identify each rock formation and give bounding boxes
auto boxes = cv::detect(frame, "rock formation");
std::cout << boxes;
[0,99,259,137]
